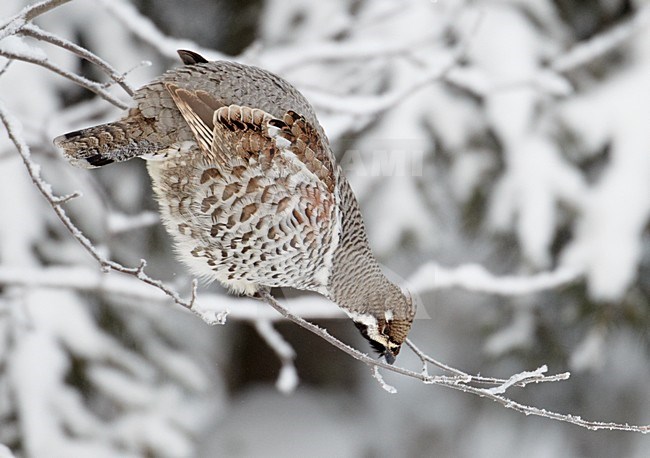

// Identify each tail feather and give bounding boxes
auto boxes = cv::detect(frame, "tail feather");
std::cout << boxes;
[54,118,159,169]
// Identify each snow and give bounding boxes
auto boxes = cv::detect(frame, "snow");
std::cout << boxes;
[560,38,650,300]
[0,35,46,60]
[1,0,649,455]
[0,444,14,458]
[0,157,44,267]
[107,211,159,233]
[9,330,72,457]
[197,388,371,458]
[371,366,397,394]
[275,365,299,395]
[484,365,548,395]
[407,262,581,295]
[569,326,606,372]
[484,306,535,356]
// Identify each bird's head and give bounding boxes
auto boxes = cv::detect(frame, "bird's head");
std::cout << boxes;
[350,286,415,364]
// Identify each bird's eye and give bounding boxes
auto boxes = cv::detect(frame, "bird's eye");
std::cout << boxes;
[381,321,391,335]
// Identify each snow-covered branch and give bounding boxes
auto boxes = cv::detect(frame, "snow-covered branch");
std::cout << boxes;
[0,444,15,458]
[552,4,650,73]
[0,103,213,320]
[408,262,583,296]
[0,45,129,109]
[2,1,649,453]
[0,265,343,320]
[98,0,230,62]
[20,24,137,96]
[0,0,72,40]
[254,320,299,394]
[0,1,134,108]
[261,31,440,73]
[302,56,455,116]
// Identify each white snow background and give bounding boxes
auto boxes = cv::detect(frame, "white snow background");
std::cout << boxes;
[0,0,649,456]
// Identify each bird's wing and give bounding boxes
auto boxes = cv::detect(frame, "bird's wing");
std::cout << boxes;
[165,83,336,193]
[165,83,222,153]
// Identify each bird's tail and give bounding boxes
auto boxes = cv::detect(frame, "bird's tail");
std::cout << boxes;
[54,117,159,169]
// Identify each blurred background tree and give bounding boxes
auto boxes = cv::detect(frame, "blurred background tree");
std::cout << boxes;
[0,0,648,456]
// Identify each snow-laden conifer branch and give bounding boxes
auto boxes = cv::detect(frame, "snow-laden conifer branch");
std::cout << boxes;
[408,263,583,296]
[2,0,648,438]
[552,4,650,72]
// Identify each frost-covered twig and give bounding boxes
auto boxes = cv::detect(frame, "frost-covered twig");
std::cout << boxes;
[257,290,649,433]
[408,262,583,296]
[1,2,136,106]
[0,0,72,40]
[0,48,128,109]
[20,24,136,96]
[484,365,550,395]
[257,289,461,381]
[18,0,72,23]
[405,338,568,388]
[0,101,208,322]
[371,366,397,394]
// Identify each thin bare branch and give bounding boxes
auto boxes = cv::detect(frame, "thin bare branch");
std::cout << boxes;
[444,380,649,433]
[0,49,128,109]
[23,0,73,22]
[406,338,569,388]
[20,24,136,96]
[0,59,13,77]
[0,0,73,41]
[52,190,81,206]
[257,290,649,433]
[0,99,204,321]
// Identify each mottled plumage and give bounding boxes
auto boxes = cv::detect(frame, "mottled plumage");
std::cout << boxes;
[55,50,415,362]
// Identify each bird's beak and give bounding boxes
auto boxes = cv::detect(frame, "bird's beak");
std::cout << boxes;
[384,352,396,365]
